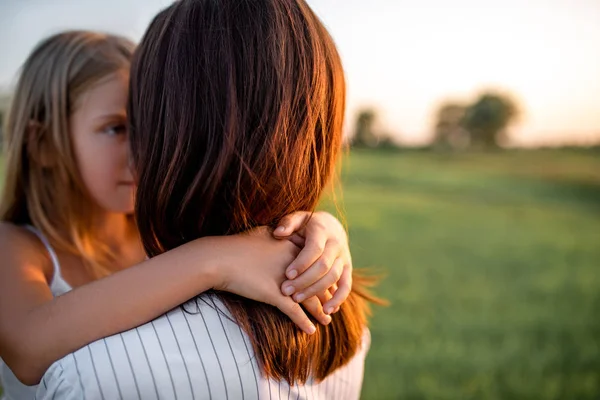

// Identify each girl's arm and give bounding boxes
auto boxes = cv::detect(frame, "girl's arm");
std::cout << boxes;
[0,212,352,385]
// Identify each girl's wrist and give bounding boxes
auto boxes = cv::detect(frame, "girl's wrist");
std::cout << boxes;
[188,236,229,291]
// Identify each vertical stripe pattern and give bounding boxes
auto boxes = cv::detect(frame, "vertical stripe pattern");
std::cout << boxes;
[35,296,370,400]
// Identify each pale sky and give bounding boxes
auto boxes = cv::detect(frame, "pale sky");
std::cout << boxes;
[1,0,599,146]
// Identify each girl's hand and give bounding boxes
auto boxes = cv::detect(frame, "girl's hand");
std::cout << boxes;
[273,211,352,316]
[211,227,317,334]
[296,284,341,328]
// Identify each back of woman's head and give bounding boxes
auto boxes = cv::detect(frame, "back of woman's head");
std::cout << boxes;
[0,31,135,273]
[130,0,371,383]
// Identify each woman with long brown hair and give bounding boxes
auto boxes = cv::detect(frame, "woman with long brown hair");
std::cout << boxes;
[37,0,377,398]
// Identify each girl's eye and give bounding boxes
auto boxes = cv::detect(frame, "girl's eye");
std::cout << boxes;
[104,124,127,136]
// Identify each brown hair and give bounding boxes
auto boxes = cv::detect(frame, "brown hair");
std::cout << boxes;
[129,0,373,384]
[0,31,135,277]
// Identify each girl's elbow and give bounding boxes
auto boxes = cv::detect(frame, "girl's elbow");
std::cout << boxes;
[16,368,44,386]
[1,346,46,385]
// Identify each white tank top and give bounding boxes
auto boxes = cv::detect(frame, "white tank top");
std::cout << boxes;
[0,226,73,400]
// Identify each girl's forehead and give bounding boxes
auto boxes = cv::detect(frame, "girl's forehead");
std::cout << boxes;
[72,71,129,120]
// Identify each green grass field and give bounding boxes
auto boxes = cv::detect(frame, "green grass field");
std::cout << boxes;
[335,149,600,399]
[1,149,599,399]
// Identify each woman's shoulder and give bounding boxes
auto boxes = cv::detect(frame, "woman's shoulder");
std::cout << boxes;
[35,358,78,400]
[37,296,240,400]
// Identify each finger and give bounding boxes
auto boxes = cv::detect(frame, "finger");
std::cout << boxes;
[323,264,352,314]
[285,238,339,290]
[328,283,338,296]
[286,233,306,248]
[273,212,310,237]
[293,257,343,303]
[284,228,330,279]
[301,296,332,326]
[275,296,316,335]
[317,288,333,306]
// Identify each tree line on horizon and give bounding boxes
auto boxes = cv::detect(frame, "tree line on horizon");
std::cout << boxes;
[351,91,520,150]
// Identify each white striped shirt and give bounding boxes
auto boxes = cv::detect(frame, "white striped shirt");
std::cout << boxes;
[35,296,370,400]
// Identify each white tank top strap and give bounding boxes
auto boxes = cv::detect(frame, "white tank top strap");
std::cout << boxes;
[25,225,61,274]
[24,225,71,295]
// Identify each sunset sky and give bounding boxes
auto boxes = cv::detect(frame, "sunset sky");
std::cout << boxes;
[1,0,599,146]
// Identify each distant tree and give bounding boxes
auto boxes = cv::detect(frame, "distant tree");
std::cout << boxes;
[351,108,399,149]
[462,92,519,148]
[433,102,469,150]
[352,108,379,148]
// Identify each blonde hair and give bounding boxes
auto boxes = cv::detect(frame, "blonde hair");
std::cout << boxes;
[0,30,135,277]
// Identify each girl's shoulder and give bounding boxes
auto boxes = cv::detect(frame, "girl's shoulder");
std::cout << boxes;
[0,222,53,279]
[0,221,43,248]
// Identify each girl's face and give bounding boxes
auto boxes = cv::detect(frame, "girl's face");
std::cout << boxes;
[69,70,135,214]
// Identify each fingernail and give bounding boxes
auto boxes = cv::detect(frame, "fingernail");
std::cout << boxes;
[324,315,332,324]
[275,226,286,234]
[325,307,334,315]
[307,324,316,334]
[283,285,295,296]
[294,293,306,302]
[287,269,298,279]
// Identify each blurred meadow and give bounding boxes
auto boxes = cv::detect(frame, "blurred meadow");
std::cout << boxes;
[330,148,600,399]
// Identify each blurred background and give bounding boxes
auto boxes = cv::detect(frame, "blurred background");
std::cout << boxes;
[1,0,599,398]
